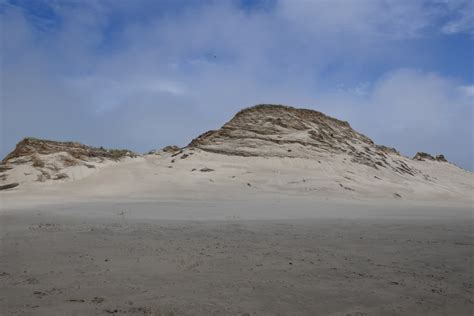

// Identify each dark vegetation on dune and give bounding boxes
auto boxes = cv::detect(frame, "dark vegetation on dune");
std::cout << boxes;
[2,137,137,164]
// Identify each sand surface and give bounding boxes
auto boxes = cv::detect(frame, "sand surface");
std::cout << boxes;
[1,200,473,316]
[1,149,473,315]
[2,150,473,205]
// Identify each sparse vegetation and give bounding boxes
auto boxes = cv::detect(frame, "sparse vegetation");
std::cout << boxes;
[61,155,79,167]
[2,138,138,164]
[413,152,447,162]
[54,173,69,180]
[36,171,51,182]
[162,145,181,153]
[31,155,45,168]
[0,165,13,172]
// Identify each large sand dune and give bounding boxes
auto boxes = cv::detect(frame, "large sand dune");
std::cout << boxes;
[1,105,472,315]
[1,105,472,207]
[1,148,472,212]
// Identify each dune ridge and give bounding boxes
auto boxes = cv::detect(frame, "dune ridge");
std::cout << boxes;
[0,104,471,205]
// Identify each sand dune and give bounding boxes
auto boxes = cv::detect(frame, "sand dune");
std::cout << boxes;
[1,148,472,212]
[1,105,472,208]
[1,105,472,315]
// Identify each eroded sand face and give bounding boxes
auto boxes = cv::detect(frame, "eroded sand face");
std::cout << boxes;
[0,202,473,315]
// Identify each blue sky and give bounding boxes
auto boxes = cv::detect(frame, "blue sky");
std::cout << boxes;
[1,0,473,169]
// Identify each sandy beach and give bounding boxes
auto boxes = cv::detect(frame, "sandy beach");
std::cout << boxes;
[1,197,473,315]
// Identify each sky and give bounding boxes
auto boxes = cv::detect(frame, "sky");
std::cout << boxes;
[1,0,473,169]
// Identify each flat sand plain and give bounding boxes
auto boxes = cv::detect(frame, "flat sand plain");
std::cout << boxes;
[1,200,473,315]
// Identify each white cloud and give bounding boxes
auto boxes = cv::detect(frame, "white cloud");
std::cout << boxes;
[0,0,472,169]
[317,69,473,168]
[440,0,474,35]
[67,75,186,113]
[459,85,474,98]
[275,0,436,39]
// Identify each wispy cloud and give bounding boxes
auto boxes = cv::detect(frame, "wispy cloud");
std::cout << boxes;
[439,0,474,35]
[460,85,474,97]
[1,0,472,169]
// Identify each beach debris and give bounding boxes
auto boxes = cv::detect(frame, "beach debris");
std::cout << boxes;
[68,299,85,303]
[200,167,214,172]
[91,297,105,304]
[105,309,119,313]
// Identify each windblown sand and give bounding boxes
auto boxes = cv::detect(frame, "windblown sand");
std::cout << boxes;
[0,199,473,315]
